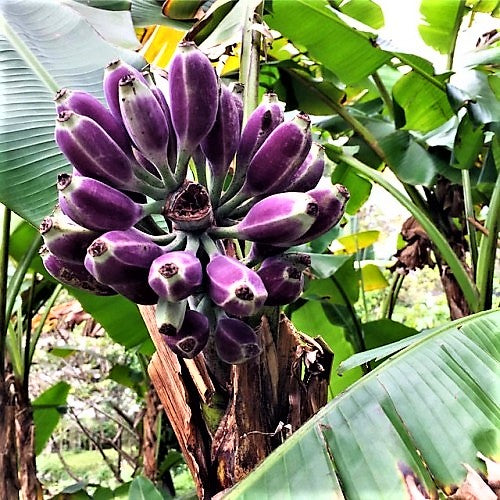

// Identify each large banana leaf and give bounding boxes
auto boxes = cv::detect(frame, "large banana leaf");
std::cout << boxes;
[265,0,390,84]
[224,309,500,499]
[0,0,144,227]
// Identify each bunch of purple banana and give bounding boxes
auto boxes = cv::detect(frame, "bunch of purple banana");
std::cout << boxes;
[41,41,349,365]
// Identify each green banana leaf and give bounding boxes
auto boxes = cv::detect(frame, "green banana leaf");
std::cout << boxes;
[265,0,390,85]
[223,309,500,499]
[0,0,144,227]
[418,0,466,55]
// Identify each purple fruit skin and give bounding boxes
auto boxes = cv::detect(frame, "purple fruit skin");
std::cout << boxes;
[231,84,244,128]
[84,228,163,286]
[201,85,241,178]
[163,310,210,358]
[168,42,219,154]
[236,93,284,170]
[110,279,158,305]
[215,317,261,364]
[257,256,305,306]
[119,76,169,168]
[286,144,325,192]
[55,89,131,153]
[58,175,144,231]
[244,114,311,196]
[288,184,350,245]
[247,242,289,263]
[40,213,100,264]
[206,255,267,317]
[55,111,135,188]
[148,251,202,301]
[237,192,318,243]
[151,70,178,169]
[41,248,116,296]
[104,59,148,121]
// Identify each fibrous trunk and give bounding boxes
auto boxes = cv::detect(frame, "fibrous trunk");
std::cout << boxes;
[0,368,19,500]
[141,306,333,498]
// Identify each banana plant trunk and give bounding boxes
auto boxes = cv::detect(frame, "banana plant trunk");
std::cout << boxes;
[140,306,333,498]
[142,384,161,482]
[13,377,41,500]
[0,368,19,500]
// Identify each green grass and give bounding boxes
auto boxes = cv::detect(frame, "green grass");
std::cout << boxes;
[38,449,195,498]
[38,448,134,495]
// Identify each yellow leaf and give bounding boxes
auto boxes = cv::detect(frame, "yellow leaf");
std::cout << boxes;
[332,230,380,254]
[140,26,186,67]
[361,263,388,291]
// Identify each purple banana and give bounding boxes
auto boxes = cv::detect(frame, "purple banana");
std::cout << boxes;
[200,84,241,180]
[41,246,116,296]
[168,41,219,174]
[39,212,99,264]
[215,317,261,364]
[288,184,350,245]
[57,174,162,231]
[162,310,210,359]
[148,251,202,301]
[214,192,319,244]
[103,59,148,121]
[84,228,163,286]
[257,254,310,305]
[220,92,284,204]
[54,88,131,153]
[110,280,158,305]
[206,255,267,317]
[55,110,137,190]
[285,143,325,192]
[243,113,312,196]
[119,75,170,169]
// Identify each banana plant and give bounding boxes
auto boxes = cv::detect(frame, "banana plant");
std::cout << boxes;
[223,308,500,498]
[0,206,69,499]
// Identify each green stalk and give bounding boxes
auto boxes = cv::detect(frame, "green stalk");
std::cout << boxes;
[371,71,394,119]
[284,67,387,162]
[28,284,62,368]
[0,206,11,377]
[0,12,59,93]
[5,235,43,340]
[476,172,500,310]
[240,1,263,124]
[329,274,370,373]
[461,168,478,276]
[22,272,37,393]
[391,52,446,91]
[381,273,405,320]
[333,151,479,312]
